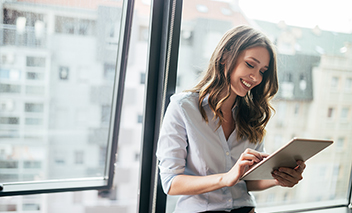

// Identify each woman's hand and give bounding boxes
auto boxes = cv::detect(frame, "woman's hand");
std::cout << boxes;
[272,160,306,187]
[222,148,268,187]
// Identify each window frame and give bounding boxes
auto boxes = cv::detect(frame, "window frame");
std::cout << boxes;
[0,0,135,197]
[137,0,182,212]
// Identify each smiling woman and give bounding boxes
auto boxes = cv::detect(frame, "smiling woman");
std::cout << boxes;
[155,25,305,213]
[164,0,352,213]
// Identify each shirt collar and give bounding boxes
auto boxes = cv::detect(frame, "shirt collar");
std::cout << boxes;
[201,93,238,113]
[201,94,210,107]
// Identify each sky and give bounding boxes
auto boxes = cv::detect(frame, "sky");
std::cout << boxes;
[238,0,352,33]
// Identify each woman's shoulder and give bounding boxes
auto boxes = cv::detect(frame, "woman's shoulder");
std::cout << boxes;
[170,92,199,106]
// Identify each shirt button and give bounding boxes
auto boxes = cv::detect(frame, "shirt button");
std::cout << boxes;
[226,152,230,156]
[228,199,232,202]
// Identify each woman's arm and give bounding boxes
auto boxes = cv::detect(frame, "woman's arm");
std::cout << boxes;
[168,174,226,195]
[168,148,268,195]
[245,179,277,191]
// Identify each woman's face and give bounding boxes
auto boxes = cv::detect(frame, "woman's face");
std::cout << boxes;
[229,46,270,97]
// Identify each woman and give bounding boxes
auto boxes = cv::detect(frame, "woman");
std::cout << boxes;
[156,25,305,213]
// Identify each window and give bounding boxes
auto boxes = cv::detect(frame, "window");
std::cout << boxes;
[59,66,69,80]
[331,76,339,89]
[0,117,19,125]
[137,114,143,123]
[294,103,300,116]
[336,137,345,150]
[25,85,44,95]
[327,107,335,118]
[140,72,146,84]
[26,57,45,67]
[24,103,44,113]
[0,0,132,201]
[345,78,352,92]
[104,63,115,81]
[0,0,153,212]
[1,0,351,213]
[0,69,21,80]
[55,16,96,36]
[74,151,84,165]
[0,84,21,93]
[26,72,44,80]
[101,105,111,125]
[341,107,349,120]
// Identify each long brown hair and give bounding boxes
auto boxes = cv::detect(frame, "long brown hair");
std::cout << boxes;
[190,25,278,143]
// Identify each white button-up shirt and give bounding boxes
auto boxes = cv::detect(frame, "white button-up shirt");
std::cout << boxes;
[156,92,265,213]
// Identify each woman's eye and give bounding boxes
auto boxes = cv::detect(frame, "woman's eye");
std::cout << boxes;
[246,62,254,68]
[260,71,265,75]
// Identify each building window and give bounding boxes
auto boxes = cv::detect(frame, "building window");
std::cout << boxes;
[75,151,84,165]
[22,203,40,211]
[25,118,43,125]
[0,69,21,80]
[340,107,349,120]
[345,78,352,92]
[327,107,334,118]
[55,16,96,36]
[331,76,339,89]
[25,103,44,113]
[0,117,20,125]
[101,105,111,125]
[0,160,18,168]
[139,26,149,41]
[1,53,16,65]
[23,161,42,169]
[25,85,44,95]
[140,72,146,84]
[137,114,143,123]
[284,72,293,82]
[26,72,44,80]
[336,137,344,150]
[0,83,21,93]
[59,66,69,80]
[196,4,208,13]
[294,103,300,116]
[26,56,46,67]
[104,63,115,81]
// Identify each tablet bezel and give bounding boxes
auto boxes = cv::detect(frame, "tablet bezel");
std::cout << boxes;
[240,137,333,180]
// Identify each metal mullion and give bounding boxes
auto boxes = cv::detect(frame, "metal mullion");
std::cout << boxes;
[106,0,135,189]
[138,0,183,212]
[348,164,352,210]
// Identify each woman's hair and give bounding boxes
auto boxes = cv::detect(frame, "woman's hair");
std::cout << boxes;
[189,25,278,143]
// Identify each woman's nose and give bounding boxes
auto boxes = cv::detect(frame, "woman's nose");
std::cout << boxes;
[249,71,262,83]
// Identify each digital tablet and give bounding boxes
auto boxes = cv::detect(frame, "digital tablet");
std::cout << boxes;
[240,138,333,180]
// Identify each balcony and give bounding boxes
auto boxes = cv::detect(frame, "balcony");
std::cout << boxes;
[0,24,46,48]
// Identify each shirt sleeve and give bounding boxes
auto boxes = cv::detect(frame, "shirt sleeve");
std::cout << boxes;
[156,96,188,194]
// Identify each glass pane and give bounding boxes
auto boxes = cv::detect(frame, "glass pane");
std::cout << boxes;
[0,0,151,212]
[166,0,352,212]
[1,0,124,185]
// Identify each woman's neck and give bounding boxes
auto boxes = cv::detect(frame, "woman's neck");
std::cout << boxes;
[220,90,237,114]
